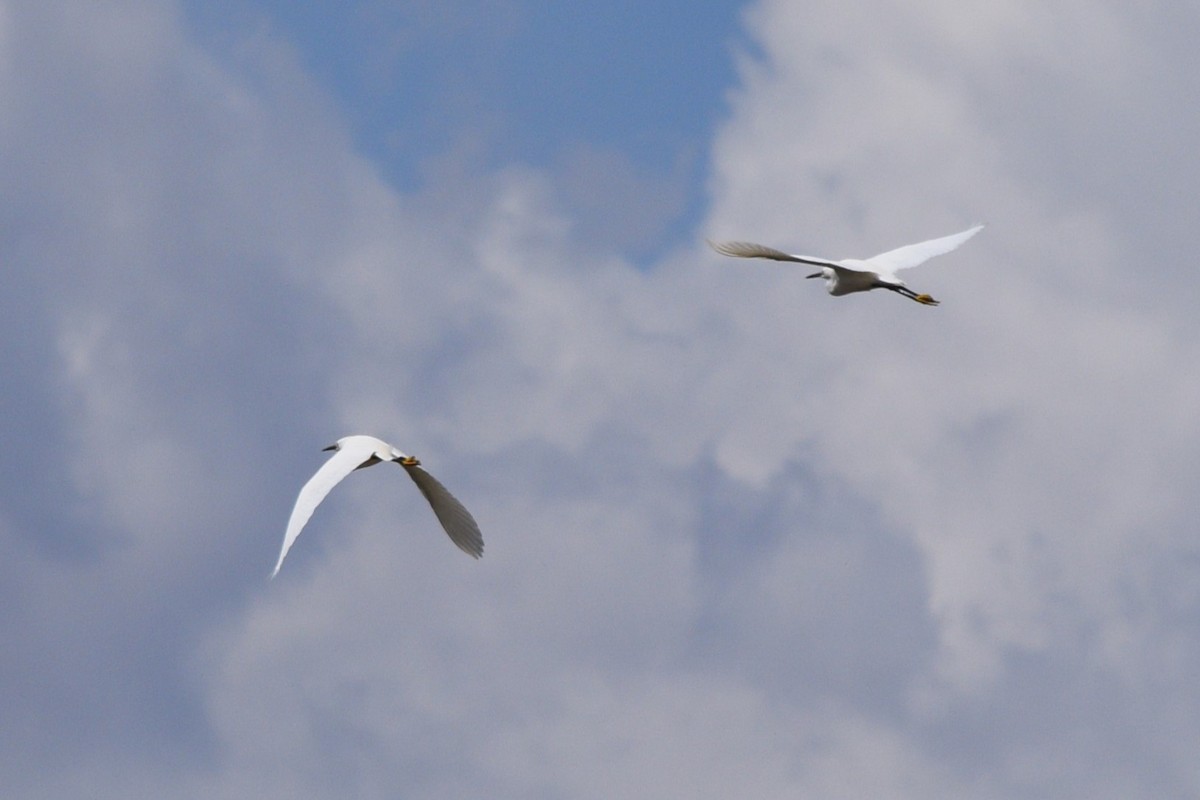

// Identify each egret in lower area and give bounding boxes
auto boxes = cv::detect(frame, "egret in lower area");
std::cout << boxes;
[708,224,983,306]
[272,435,483,577]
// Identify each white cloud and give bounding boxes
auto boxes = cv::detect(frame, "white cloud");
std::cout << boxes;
[3,0,1200,797]
[707,1,1200,699]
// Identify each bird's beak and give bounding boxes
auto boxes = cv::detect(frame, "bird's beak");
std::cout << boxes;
[805,271,822,279]
[322,444,337,451]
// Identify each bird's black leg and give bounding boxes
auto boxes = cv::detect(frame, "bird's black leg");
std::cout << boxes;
[878,283,939,306]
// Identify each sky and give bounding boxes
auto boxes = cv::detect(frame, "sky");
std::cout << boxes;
[2,1,1200,798]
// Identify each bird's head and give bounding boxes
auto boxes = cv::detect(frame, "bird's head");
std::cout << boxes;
[322,442,340,452]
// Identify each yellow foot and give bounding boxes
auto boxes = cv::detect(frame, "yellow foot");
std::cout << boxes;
[914,294,939,306]
[401,456,421,466]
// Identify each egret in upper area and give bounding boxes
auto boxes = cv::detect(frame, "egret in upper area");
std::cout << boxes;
[708,224,984,306]
[272,435,483,578]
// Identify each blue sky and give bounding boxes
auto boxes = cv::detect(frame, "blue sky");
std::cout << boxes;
[186,0,748,255]
[4,1,1200,798]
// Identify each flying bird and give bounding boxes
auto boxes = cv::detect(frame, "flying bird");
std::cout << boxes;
[272,435,483,577]
[708,224,983,306]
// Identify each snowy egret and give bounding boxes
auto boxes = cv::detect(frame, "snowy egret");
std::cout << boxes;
[272,435,483,577]
[708,224,983,306]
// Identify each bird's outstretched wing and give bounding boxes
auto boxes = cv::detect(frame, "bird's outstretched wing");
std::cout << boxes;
[401,464,484,559]
[707,239,840,268]
[865,224,984,273]
[272,443,374,577]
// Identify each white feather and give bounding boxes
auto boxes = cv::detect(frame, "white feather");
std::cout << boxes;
[272,435,482,577]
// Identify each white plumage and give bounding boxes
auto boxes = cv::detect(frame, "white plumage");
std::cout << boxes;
[709,224,983,305]
[272,435,483,577]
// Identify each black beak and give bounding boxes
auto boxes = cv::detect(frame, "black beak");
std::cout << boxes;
[322,444,337,451]
[805,272,822,279]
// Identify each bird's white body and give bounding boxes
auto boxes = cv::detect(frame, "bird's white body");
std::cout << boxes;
[812,259,883,296]
[709,224,983,305]
[272,435,483,577]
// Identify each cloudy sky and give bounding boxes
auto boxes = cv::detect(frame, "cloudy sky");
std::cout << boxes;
[4,1,1200,797]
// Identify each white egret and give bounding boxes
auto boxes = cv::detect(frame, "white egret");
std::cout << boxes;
[708,224,983,306]
[272,435,483,577]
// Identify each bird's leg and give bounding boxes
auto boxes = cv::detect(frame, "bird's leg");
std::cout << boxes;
[884,284,939,306]
[878,283,940,304]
